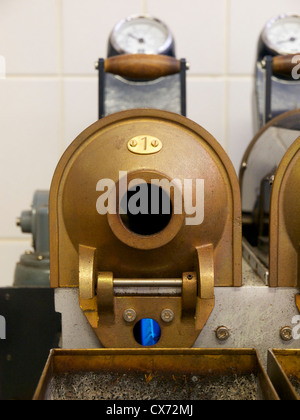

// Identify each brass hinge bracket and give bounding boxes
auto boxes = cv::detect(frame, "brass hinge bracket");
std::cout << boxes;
[78,243,215,348]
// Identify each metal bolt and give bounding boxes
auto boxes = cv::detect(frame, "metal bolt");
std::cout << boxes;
[123,309,136,323]
[16,217,21,227]
[242,162,247,169]
[280,327,293,342]
[37,255,44,261]
[269,175,275,185]
[94,61,99,70]
[161,309,174,323]
[216,326,230,341]
[187,274,193,280]
[129,139,137,148]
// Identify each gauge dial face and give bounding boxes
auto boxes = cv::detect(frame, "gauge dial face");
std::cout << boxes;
[262,15,300,55]
[110,16,173,55]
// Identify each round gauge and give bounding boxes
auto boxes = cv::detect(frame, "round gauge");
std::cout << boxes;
[108,15,175,57]
[262,14,300,55]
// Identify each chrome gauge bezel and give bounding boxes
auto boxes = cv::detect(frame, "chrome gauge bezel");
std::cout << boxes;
[261,14,300,55]
[109,15,174,55]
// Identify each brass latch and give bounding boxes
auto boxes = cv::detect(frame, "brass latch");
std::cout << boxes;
[296,295,300,314]
[79,244,215,348]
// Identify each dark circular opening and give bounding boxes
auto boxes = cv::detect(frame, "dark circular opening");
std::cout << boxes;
[133,319,161,346]
[120,183,172,236]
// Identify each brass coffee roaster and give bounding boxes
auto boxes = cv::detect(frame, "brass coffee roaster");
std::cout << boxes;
[34,108,284,400]
[49,108,241,349]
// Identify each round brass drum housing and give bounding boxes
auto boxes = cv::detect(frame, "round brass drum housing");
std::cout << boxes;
[50,109,241,288]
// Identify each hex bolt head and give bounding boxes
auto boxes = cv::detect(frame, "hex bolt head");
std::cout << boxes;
[123,309,137,323]
[280,327,293,342]
[161,309,174,323]
[216,326,230,341]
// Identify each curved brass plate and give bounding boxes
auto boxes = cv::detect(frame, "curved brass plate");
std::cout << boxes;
[269,136,300,287]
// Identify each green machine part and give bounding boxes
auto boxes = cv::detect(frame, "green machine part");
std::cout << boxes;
[14,191,50,287]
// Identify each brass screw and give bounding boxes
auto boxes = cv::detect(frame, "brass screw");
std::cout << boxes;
[129,139,137,148]
[151,139,159,148]
[280,327,293,342]
[123,309,136,323]
[161,309,174,323]
[216,326,230,341]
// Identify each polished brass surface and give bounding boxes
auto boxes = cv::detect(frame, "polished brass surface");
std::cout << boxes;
[297,295,300,313]
[79,245,97,300]
[127,135,162,155]
[267,350,300,400]
[269,137,300,287]
[33,348,279,400]
[49,109,241,347]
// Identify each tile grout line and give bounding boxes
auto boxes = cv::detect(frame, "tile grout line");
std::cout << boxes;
[142,0,147,14]
[4,73,254,80]
[223,0,231,153]
[0,238,31,243]
[57,0,65,156]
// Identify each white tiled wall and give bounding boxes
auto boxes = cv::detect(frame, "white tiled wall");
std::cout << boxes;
[0,0,299,285]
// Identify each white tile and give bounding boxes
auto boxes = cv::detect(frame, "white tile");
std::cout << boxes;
[0,79,61,238]
[229,0,300,75]
[147,0,227,75]
[62,0,143,74]
[0,0,59,75]
[187,77,226,148]
[227,78,254,173]
[63,78,98,148]
[0,241,31,287]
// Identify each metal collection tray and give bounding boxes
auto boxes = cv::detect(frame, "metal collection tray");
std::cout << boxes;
[267,349,300,400]
[34,348,279,400]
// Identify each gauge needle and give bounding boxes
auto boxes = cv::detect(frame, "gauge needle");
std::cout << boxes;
[128,33,145,43]
[277,37,297,44]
